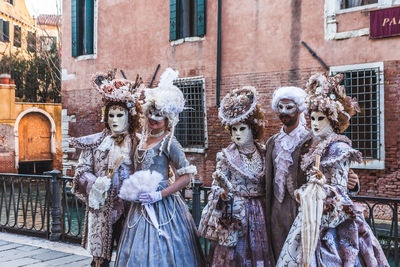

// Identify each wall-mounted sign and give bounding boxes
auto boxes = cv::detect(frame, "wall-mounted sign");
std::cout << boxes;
[370,6,400,39]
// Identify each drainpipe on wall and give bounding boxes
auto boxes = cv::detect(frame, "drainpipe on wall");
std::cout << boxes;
[216,0,222,107]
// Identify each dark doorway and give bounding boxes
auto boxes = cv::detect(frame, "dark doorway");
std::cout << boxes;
[18,160,53,175]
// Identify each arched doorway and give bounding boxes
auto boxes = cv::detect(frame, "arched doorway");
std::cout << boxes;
[15,110,55,174]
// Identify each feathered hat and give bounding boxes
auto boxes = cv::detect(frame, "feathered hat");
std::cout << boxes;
[305,72,360,133]
[141,68,185,151]
[218,86,265,128]
[91,69,143,118]
[142,68,185,128]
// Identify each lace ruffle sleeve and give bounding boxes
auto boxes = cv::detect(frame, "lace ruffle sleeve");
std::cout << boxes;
[321,141,361,190]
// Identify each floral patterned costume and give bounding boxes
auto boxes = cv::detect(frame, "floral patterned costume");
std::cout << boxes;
[277,134,389,267]
[199,143,274,267]
[72,129,135,263]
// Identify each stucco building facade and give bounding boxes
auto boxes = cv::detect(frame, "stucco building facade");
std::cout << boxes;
[62,0,400,197]
[0,0,37,58]
[0,74,63,174]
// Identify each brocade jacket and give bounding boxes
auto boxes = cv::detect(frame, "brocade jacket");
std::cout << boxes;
[71,129,137,260]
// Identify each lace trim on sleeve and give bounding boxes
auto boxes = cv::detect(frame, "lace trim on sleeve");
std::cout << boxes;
[176,165,197,176]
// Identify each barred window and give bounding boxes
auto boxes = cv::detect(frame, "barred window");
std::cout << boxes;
[331,62,384,169]
[174,77,207,151]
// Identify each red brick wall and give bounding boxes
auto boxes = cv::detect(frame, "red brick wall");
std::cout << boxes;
[63,67,323,185]
[63,62,400,195]
[0,152,17,173]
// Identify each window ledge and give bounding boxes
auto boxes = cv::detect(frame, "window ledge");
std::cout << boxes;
[351,159,385,170]
[170,36,205,46]
[183,147,206,154]
[74,54,97,61]
[334,28,369,40]
[336,3,378,14]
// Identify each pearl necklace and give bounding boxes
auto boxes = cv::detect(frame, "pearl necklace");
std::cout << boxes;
[149,130,165,138]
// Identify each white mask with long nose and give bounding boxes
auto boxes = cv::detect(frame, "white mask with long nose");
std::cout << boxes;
[310,111,333,137]
[231,123,253,147]
[108,105,129,134]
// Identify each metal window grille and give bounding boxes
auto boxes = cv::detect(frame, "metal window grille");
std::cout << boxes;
[335,68,382,160]
[174,78,206,148]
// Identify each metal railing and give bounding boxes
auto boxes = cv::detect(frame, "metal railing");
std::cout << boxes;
[0,173,51,238]
[351,195,400,267]
[0,171,398,265]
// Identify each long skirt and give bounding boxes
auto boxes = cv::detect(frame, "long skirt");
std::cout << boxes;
[207,198,275,267]
[115,193,204,267]
[277,210,389,267]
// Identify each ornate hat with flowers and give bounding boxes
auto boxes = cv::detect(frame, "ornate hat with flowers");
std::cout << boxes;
[91,69,143,117]
[305,72,360,133]
[142,68,185,129]
[218,86,263,127]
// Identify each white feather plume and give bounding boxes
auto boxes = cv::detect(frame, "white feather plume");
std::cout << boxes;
[158,67,179,90]
[119,170,163,201]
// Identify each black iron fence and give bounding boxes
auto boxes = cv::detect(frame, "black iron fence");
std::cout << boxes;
[351,196,399,267]
[0,172,51,238]
[0,171,398,266]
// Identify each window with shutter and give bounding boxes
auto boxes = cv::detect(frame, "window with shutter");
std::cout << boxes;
[71,0,94,57]
[3,21,9,42]
[14,25,21,47]
[71,0,80,57]
[0,19,4,42]
[196,0,206,36]
[170,0,206,41]
[170,0,178,41]
[27,32,36,53]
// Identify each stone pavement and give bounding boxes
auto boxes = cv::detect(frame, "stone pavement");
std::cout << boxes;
[0,232,116,267]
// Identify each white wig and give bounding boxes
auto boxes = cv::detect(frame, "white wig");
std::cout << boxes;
[271,86,307,112]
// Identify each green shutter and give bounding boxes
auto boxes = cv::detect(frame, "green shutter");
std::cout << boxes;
[196,0,206,36]
[3,21,9,42]
[85,0,94,54]
[71,0,80,57]
[170,0,178,41]
[0,19,3,41]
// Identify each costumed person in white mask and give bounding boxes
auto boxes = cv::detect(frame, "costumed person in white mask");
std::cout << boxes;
[198,86,274,266]
[71,70,142,267]
[265,85,360,261]
[277,73,388,266]
[115,68,204,267]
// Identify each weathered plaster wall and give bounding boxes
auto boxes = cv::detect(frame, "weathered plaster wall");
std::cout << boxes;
[62,0,400,195]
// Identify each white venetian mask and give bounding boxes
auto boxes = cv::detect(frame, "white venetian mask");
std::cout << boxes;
[310,111,333,137]
[108,105,129,134]
[148,107,165,121]
[277,100,298,115]
[231,123,253,146]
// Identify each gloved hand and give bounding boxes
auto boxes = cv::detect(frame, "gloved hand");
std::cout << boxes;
[307,166,326,185]
[139,191,162,205]
[88,176,111,209]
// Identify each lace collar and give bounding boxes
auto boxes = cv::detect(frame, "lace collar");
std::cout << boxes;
[275,124,309,152]
[222,142,265,181]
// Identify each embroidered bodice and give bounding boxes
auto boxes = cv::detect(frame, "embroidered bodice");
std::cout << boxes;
[214,143,265,197]
[134,135,197,185]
